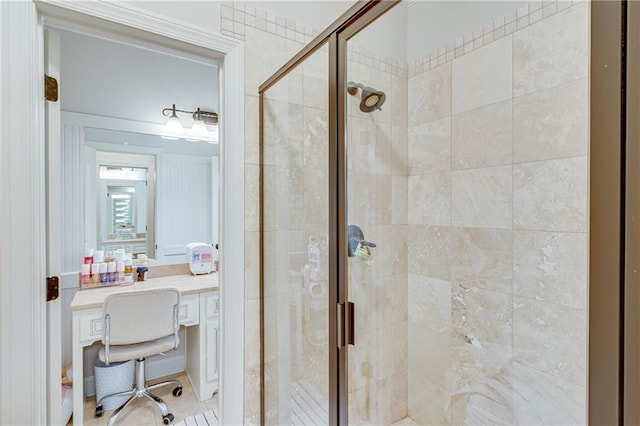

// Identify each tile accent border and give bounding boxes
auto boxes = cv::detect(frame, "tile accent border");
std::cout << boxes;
[221,0,585,79]
[220,1,408,77]
[349,44,409,78]
[220,1,317,44]
[409,0,586,76]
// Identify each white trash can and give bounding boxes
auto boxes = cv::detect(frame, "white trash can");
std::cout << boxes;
[94,359,134,410]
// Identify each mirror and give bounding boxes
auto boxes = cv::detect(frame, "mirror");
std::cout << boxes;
[84,128,219,265]
[98,163,153,258]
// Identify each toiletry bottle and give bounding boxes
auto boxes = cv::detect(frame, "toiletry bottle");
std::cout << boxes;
[124,258,133,282]
[108,261,116,283]
[81,264,91,287]
[84,249,94,265]
[99,262,108,284]
[105,250,114,263]
[136,265,148,281]
[94,250,105,264]
[91,263,100,286]
[116,261,125,283]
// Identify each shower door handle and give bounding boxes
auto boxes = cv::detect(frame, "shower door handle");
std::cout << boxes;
[337,302,345,349]
[346,301,355,346]
[337,302,355,348]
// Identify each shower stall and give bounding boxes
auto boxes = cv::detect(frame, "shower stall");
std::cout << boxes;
[260,0,590,424]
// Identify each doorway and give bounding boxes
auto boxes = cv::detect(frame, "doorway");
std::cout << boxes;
[0,2,244,425]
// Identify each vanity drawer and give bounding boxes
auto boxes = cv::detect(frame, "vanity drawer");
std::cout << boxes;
[204,291,219,319]
[178,293,199,326]
[78,308,103,343]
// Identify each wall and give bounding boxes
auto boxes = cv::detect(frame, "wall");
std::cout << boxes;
[59,28,219,126]
[405,1,588,424]
[157,154,215,262]
[405,1,527,63]
[127,1,222,35]
[225,3,311,421]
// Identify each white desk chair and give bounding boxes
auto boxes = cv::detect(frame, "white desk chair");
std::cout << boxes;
[95,288,183,425]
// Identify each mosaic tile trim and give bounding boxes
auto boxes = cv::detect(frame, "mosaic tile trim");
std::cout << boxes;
[221,0,582,78]
[220,1,317,44]
[408,0,586,76]
[348,44,409,78]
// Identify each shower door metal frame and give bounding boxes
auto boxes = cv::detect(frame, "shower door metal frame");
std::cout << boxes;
[624,0,640,424]
[589,0,637,424]
[258,1,399,425]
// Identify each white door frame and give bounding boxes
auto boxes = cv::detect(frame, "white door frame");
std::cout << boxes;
[0,2,245,424]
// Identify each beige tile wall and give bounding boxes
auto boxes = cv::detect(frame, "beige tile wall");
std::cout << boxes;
[224,0,589,424]
[222,2,312,422]
[406,1,589,424]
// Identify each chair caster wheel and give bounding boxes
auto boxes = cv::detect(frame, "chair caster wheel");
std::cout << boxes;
[163,413,175,424]
[95,405,104,418]
[173,386,183,397]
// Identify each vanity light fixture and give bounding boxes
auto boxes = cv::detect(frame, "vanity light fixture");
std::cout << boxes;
[161,104,219,143]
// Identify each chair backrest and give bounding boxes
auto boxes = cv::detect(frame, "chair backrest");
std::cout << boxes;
[102,288,180,346]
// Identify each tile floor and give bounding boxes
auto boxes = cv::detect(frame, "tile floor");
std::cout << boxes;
[70,373,218,425]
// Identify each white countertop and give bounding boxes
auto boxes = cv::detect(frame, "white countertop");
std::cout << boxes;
[70,272,218,311]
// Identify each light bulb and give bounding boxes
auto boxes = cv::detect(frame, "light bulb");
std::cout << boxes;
[190,118,208,139]
[162,108,183,140]
[207,125,219,144]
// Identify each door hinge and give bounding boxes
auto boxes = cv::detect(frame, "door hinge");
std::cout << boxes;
[44,74,58,102]
[46,276,59,302]
[337,301,355,349]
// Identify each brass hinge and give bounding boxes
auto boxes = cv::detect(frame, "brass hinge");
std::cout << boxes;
[44,74,58,102]
[46,276,59,302]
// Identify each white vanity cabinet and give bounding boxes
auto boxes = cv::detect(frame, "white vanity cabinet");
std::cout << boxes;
[186,290,219,400]
[70,274,218,425]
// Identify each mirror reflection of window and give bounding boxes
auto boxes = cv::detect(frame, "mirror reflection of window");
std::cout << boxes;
[109,188,134,234]
[98,165,149,255]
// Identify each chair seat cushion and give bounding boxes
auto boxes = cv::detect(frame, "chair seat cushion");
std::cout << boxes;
[99,335,176,364]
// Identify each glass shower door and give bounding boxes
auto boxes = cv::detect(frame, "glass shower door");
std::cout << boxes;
[343,13,409,424]
[343,0,589,424]
[261,44,331,425]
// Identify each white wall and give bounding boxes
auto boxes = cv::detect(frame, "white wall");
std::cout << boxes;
[156,154,215,263]
[246,1,354,27]
[59,28,219,126]
[349,2,408,62]
[406,1,527,61]
[127,1,222,35]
